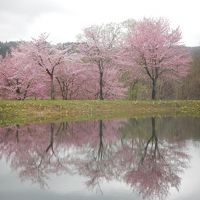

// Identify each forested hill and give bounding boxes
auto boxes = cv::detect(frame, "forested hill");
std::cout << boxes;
[1,40,200,59]
[0,41,80,57]
[1,40,200,58]
[182,46,200,99]
[0,41,18,58]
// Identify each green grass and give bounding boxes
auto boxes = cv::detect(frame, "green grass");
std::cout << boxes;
[0,99,200,126]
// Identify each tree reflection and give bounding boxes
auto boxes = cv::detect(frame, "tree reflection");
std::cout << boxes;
[0,120,121,188]
[0,123,71,187]
[124,117,189,200]
[0,118,191,199]
[71,120,121,192]
[98,120,104,160]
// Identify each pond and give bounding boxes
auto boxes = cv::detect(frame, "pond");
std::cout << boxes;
[0,117,200,200]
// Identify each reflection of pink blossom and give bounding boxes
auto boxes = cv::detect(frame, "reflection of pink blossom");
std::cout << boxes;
[122,118,189,200]
[0,120,123,187]
[0,119,189,199]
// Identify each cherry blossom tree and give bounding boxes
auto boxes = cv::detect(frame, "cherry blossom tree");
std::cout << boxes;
[0,43,48,99]
[55,59,92,99]
[29,34,66,99]
[0,55,8,98]
[75,66,127,99]
[78,23,125,100]
[0,52,32,99]
[124,18,191,99]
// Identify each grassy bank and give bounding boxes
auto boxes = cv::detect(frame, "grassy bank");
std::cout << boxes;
[0,100,200,126]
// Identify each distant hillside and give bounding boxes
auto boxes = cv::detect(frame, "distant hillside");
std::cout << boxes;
[0,41,18,58]
[0,41,81,57]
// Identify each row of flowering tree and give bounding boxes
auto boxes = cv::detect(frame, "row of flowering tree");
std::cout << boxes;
[0,18,191,100]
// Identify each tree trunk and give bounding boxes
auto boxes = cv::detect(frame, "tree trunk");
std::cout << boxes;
[50,75,55,100]
[99,71,104,100]
[152,79,157,100]
[22,83,30,100]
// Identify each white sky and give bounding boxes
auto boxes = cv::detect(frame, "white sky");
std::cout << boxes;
[0,0,200,46]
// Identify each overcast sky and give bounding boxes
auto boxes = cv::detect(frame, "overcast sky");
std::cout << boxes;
[0,0,200,46]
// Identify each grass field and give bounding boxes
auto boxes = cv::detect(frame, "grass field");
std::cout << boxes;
[0,100,200,126]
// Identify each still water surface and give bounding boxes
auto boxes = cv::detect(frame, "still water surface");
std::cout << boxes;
[0,117,200,200]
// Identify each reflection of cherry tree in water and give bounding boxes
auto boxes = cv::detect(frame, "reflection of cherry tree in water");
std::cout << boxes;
[79,117,186,198]
[124,117,189,200]
[71,120,122,192]
[0,118,190,199]
[0,120,122,188]
[72,118,190,200]
[0,123,71,188]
